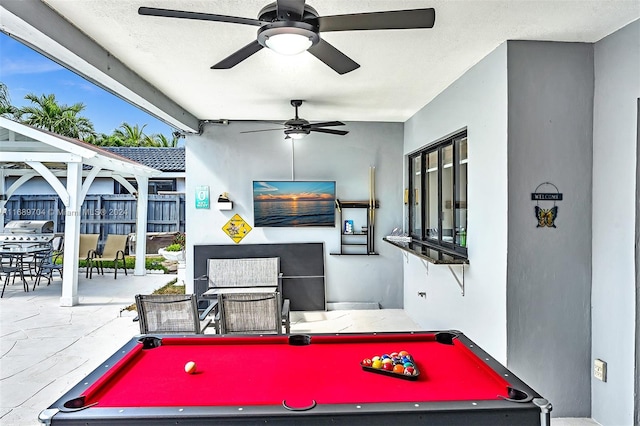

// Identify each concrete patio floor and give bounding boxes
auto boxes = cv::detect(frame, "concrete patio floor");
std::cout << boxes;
[0,272,597,425]
[0,271,171,425]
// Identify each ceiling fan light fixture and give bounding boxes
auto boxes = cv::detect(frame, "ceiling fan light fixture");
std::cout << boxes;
[285,129,308,139]
[265,33,312,55]
[257,22,320,56]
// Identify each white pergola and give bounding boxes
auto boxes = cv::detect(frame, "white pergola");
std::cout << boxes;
[0,117,161,306]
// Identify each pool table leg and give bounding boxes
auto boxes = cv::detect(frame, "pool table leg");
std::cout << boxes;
[533,397,553,426]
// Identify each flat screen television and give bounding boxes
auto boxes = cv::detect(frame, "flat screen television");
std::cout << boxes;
[253,181,336,227]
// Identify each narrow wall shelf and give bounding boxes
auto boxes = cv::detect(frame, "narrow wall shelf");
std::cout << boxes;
[330,199,379,256]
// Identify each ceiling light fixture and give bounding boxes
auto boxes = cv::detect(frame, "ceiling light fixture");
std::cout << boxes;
[257,22,319,56]
[285,129,308,139]
[265,33,312,55]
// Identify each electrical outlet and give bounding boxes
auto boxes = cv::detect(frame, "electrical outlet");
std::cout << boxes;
[594,359,607,382]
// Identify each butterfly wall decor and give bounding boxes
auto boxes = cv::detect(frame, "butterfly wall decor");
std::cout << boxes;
[531,182,562,229]
[535,206,558,228]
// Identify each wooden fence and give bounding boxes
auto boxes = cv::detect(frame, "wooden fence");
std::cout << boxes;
[3,194,185,250]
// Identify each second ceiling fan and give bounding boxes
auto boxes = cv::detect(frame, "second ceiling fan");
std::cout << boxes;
[139,1,436,75]
[241,100,348,139]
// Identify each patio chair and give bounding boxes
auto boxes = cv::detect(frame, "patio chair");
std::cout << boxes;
[0,253,27,297]
[33,246,63,290]
[134,294,215,334]
[217,291,290,335]
[200,257,289,333]
[92,234,128,279]
[78,234,99,278]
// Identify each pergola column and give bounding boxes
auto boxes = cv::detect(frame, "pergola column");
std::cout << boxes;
[0,167,6,227]
[134,176,149,276]
[60,162,82,306]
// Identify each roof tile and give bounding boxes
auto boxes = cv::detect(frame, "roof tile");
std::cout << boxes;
[103,147,185,172]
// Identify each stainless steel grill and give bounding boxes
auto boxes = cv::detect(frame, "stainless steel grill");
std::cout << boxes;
[1,220,56,246]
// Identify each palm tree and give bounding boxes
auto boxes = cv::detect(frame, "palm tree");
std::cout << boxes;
[19,93,95,139]
[113,122,149,146]
[0,82,18,118]
[151,133,180,147]
[85,133,126,146]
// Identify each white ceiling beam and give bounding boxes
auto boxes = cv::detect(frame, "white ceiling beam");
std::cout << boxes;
[0,168,157,179]
[2,152,82,162]
[83,158,160,177]
[0,1,199,133]
[0,141,57,151]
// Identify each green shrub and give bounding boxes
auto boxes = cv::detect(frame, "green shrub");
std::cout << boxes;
[76,256,169,273]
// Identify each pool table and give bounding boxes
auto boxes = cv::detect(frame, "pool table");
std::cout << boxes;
[39,331,551,425]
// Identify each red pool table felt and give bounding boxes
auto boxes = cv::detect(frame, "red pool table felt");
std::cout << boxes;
[84,334,511,408]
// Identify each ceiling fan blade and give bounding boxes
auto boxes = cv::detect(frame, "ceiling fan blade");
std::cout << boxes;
[310,128,349,136]
[211,40,264,69]
[240,128,286,134]
[138,7,263,26]
[309,121,345,128]
[307,39,359,75]
[276,0,306,20]
[317,8,435,32]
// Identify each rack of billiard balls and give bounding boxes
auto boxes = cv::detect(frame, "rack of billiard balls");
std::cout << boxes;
[361,351,420,380]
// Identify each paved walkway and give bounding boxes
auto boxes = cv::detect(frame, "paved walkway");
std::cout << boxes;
[0,271,174,425]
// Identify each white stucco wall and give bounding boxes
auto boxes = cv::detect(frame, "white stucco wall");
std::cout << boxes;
[591,19,639,426]
[185,121,405,308]
[402,43,509,362]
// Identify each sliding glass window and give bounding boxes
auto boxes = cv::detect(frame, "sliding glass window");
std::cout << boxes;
[408,131,467,257]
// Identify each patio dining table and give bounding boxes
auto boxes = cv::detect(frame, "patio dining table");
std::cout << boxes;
[0,244,50,294]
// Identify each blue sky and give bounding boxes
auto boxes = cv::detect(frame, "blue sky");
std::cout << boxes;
[0,32,174,137]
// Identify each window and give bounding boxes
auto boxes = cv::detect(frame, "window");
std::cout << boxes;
[409,131,467,257]
[114,179,176,195]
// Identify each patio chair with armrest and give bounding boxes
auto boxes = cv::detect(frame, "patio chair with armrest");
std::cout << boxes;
[33,246,63,289]
[78,234,99,278]
[92,234,128,279]
[218,290,289,334]
[134,294,216,334]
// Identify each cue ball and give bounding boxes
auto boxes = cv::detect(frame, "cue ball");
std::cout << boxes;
[185,361,197,374]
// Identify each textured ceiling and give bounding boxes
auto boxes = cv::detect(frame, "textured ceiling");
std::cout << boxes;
[35,1,640,124]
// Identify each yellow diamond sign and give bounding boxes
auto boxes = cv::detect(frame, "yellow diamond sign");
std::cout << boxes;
[222,214,252,243]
